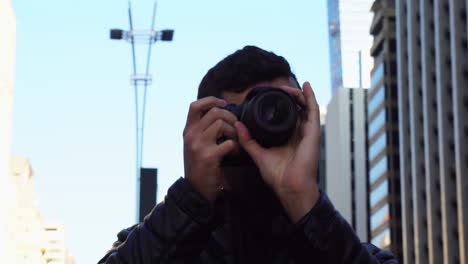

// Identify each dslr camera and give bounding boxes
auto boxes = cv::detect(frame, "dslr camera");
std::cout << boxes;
[221,86,300,165]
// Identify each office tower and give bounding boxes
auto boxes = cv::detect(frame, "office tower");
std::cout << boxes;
[0,0,15,173]
[0,0,16,262]
[6,158,74,264]
[368,0,402,260]
[326,88,368,241]
[43,225,75,264]
[396,0,468,263]
[8,157,45,264]
[327,0,375,95]
[318,108,327,192]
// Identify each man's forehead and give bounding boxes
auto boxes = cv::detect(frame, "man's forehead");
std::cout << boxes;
[221,77,299,104]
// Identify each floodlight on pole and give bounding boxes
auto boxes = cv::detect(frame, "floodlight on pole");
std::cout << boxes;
[110,28,175,43]
[110,1,174,222]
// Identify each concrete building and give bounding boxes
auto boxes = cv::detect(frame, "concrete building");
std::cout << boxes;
[318,107,327,192]
[327,0,375,95]
[8,157,47,264]
[396,0,468,263]
[43,225,75,264]
[325,87,368,241]
[368,0,402,260]
[0,0,16,262]
[0,2,75,263]
[6,158,75,264]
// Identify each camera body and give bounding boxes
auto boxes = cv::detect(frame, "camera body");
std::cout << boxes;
[221,86,300,166]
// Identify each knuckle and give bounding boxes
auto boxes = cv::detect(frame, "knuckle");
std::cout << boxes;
[312,106,320,116]
[189,101,199,112]
[183,131,195,145]
[186,141,200,155]
[215,119,224,130]
[200,150,214,162]
[223,125,234,136]
[209,96,221,104]
[182,127,190,136]
[203,107,219,120]
[210,107,220,115]
[224,140,234,149]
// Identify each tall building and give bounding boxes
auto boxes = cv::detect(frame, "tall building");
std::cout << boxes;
[317,107,327,192]
[0,0,15,170]
[9,157,46,264]
[367,0,402,260]
[5,157,75,264]
[43,225,75,264]
[327,0,375,95]
[396,0,468,263]
[15,159,76,264]
[0,2,75,263]
[0,0,16,262]
[325,88,368,241]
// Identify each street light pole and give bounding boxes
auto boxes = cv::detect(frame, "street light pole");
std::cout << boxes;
[110,1,174,222]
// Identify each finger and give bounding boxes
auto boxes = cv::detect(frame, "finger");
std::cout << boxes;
[234,121,265,163]
[302,81,320,125]
[277,86,307,107]
[300,82,321,144]
[203,119,237,141]
[197,107,237,133]
[214,139,238,158]
[186,97,227,128]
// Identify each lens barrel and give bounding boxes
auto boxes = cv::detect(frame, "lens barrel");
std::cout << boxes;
[226,86,298,148]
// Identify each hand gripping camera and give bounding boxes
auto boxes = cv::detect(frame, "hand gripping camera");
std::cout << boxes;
[221,86,300,166]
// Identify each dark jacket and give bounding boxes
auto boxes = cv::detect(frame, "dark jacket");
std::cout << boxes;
[99,178,398,264]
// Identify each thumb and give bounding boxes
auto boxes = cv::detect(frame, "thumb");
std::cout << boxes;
[234,121,265,162]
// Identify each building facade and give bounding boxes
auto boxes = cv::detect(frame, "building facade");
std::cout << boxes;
[7,158,75,264]
[327,0,375,95]
[325,87,368,241]
[318,107,327,192]
[396,0,468,263]
[0,0,16,262]
[9,158,48,264]
[367,0,402,260]
[43,225,75,264]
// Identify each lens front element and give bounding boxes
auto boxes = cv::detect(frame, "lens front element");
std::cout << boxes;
[259,95,290,126]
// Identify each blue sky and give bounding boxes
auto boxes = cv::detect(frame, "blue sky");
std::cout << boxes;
[12,0,331,262]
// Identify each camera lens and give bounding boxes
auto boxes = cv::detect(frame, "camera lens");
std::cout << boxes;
[259,95,289,126]
[224,86,298,149]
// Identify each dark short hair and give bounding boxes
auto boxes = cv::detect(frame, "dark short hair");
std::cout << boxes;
[197,46,299,99]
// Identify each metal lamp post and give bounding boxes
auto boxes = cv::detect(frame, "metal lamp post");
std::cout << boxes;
[110,1,174,221]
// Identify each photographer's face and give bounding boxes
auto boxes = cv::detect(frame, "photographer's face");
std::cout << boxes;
[220,77,299,196]
[221,77,299,105]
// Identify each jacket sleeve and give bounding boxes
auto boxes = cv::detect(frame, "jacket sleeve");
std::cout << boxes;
[98,177,216,264]
[290,192,399,264]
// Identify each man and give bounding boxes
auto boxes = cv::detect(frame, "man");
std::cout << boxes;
[99,46,398,263]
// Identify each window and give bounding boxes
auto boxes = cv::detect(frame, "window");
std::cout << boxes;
[369,110,386,138]
[370,179,389,208]
[369,132,387,161]
[370,156,388,184]
[368,86,386,117]
[370,64,385,91]
[371,228,391,248]
[371,203,390,230]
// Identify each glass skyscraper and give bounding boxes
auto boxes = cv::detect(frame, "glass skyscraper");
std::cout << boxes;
[327,0,374,95]
[368,0,402,260]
